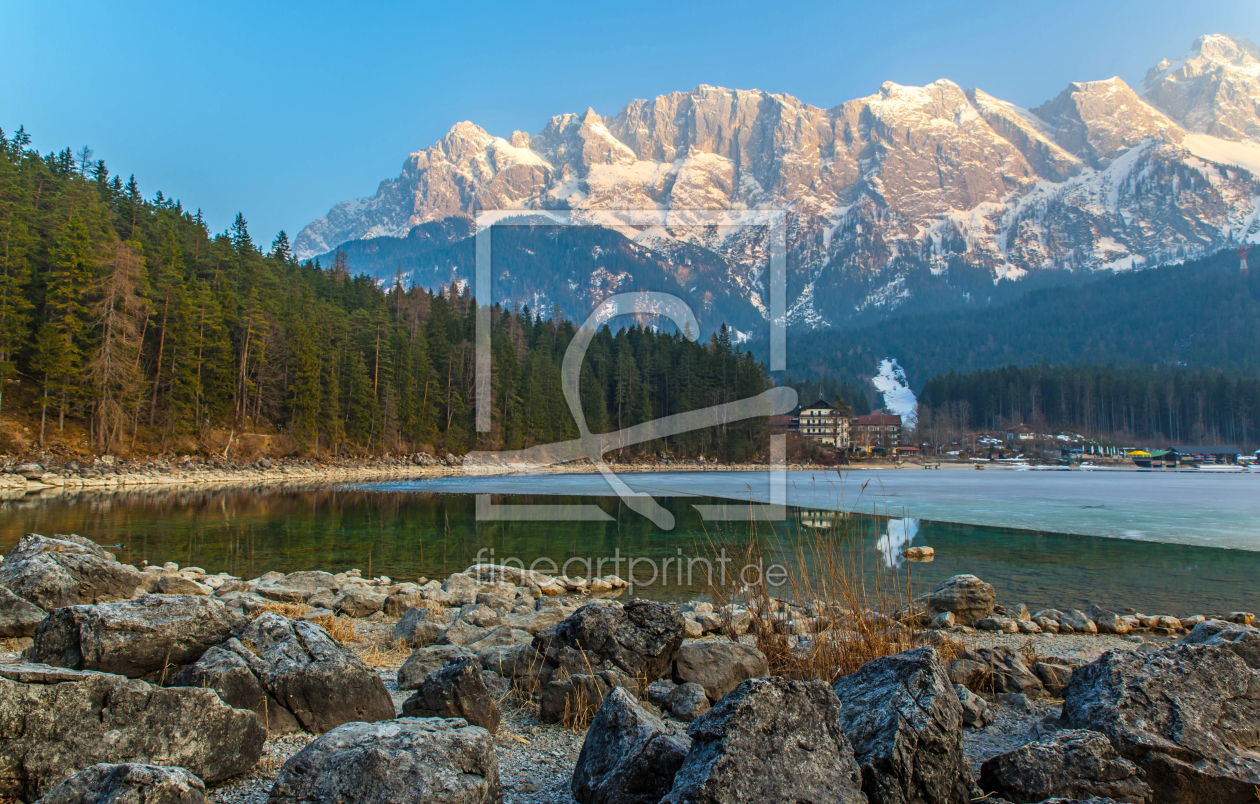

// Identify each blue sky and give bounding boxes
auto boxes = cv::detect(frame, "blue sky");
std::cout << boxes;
[2,0,1256,247]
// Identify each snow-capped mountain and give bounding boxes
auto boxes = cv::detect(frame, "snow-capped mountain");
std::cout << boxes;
[296,34,1260,331]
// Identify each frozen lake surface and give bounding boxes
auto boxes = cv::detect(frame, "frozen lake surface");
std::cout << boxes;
[369,469,1260,551]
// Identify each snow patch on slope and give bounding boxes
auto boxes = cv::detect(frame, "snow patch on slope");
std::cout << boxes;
[1183,133,1260,175]
[871,358,918,429]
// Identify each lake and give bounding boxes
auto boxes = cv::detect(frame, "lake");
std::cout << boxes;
[1,469,1257,615]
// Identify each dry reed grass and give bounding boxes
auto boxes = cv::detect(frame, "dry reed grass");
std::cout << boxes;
[707,502,921,685]
[354,636,412,667]
[254,602,312,619]
[313,613,358,644]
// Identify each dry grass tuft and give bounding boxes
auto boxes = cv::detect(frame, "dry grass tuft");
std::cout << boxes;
[354,637,412,667]
[708,505,920,685]
[313,613,359,644]
[254,602,313,619]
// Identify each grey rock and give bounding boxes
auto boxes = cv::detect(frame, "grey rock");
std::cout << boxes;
[532,600,684,689]
[255,571,336,603]
[0,586,46,637]
[401,657,501,733]
[0,664,264,801]
[1034,662,1074,696]
[440,618,491,647]
[664,682,710,722]
[33,763,206,804]
[661,676,865,804]
[998,692,1035,714]
[922,574,996,626]
[833,646,975,804]
[334,586,387,618]
[25,595,244,679]
[169,638,302,735]
[0,533,143,610]
[1062,642,1260,803]
[979,729,1150,804]
[539,669,638,725]
[1060,610,1098,634]
[671,641,768,703]
[266,718,500,804]
[1182,619,1260,669]
[397,644,475,690]
[235,613,395,734]
[955,683,994,728]
[572,687,689,804]
[394,606,447,648]
[948,644,1047,698]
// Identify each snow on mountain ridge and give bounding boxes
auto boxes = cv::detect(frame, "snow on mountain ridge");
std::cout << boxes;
[295,35,1260,332]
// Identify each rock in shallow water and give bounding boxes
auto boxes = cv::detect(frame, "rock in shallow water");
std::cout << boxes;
[266,718,500,804]
[0,663,263,801]
[661,676,865,804]
[920,574,996,626]
[832,646,976,804]
[33,763,206,804]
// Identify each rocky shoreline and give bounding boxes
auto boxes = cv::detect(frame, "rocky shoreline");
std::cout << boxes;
[0,532,1256,804]
[0,453,851,497]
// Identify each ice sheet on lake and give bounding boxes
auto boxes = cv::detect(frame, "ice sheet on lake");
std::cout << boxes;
[363,469,1260,552]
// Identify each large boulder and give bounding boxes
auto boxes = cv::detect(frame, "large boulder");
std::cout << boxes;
[532,600,684,689]
[1062,642,1260,803]
[1182,620,1260,669]
[0,533,143,610]
[394,606,448,648]
[920,574,996,626]
[33,763,206,804]
[168,638,302,735]
[661,677,865,804]
[193,613,394,734]
[265,718,500,804]
[832,646,975,804]
[26,596,244,679]
[401,657,501,733]
[948,644,1047,698]
[0,662,264,801]
[572,687,690,804]
[0,586,46,638]
[672,642,768,703]
[979,729,1150,804]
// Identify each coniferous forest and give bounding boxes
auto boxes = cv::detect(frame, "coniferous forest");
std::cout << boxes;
[0,128,771,460]
[919,364,1260,449]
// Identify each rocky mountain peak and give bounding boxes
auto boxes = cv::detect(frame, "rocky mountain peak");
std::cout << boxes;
[1143,33,1260,142]
[1032,77,1182,167]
